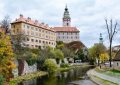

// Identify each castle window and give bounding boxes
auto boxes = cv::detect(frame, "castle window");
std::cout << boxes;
[31,39,34,42]
[67,23,68,26]
[43,41,45,43]
[39,40,41,43]
[31,32,34,35]
[27,38,29,41]
[13,25,15,28]
[36,28,38,31]
[24,24,25,28]
[36,40,38,42]
[27,25,30,29]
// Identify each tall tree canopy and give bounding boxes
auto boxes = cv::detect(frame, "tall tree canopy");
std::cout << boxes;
[88,43,107,65]
[0,32,15,81]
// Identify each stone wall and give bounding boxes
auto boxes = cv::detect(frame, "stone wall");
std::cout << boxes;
[22,60,37,75]
[12,60,37,77]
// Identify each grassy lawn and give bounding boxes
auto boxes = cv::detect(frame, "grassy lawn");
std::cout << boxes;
[9,71,48,85]
[90,75,118,85]
[95,66,120,78]
[58,67,71,72]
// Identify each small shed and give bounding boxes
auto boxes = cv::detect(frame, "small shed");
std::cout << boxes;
[113,49,120,67]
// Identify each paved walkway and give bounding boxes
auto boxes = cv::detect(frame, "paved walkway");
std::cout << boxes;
[88,69,120,85]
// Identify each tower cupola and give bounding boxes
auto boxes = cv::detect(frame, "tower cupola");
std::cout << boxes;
[63,5,71,26]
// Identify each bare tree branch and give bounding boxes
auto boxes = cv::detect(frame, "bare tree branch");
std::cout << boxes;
[0,15,11,33]
[105,19,118,67]
[105,19,110,40]
[111,22,117,39]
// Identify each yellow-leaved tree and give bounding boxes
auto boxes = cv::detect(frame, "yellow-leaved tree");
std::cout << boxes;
[0,32,15,81]
[99,53,109,63]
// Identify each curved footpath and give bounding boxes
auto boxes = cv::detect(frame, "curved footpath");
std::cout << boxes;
[87,69,120,85]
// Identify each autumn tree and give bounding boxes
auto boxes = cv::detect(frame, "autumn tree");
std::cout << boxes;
[11,32,26,58]
[99,53,109,63]
[37,47,52,70]
[56,41,64,49]
[0,15,11,34]
[61,47,75,63]
[105,19,118,67]
[0,32,15,81]
[76,48,85,62]
[54,49,64,64]
[88,43,106,65]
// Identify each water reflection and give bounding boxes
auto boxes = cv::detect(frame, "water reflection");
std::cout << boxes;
[20,66,96,85]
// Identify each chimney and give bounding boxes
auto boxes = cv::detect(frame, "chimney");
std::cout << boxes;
[16,18,18,21]
[41,22,44,25]
[35,20,38,24]
[27,17,31,22]
[46,24,48,27]
[20,14,23,18]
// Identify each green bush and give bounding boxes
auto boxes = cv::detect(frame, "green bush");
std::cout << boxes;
[60,63,69,68]
[26,59,36,66]
[44,59,58,73]
[9,81,17,85]
[111,69,120,73]
[0,75,4,85]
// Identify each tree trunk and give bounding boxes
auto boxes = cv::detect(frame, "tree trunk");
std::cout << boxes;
[109,41,112,67]
[18,59,24,76]
[98,59,100,66]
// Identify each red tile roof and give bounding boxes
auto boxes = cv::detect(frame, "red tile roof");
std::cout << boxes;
[11,14,55,32]
[53,27,79,32]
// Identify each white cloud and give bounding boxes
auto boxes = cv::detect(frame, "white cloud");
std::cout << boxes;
[0,0,120,47]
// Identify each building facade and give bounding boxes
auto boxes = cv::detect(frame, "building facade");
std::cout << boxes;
[11,14,56,48]
[53,6,80,43]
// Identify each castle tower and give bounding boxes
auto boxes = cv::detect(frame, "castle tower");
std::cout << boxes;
[63,5,71,26]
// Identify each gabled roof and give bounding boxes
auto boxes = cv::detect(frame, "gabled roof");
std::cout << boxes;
[53,27,79,32]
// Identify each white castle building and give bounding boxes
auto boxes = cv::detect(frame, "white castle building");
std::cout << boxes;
[53,5,80,43]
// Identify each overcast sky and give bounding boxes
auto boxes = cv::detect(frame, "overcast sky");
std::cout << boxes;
[1,0,120,47]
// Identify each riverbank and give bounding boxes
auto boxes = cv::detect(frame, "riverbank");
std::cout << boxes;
[87,69,119,85]
[58,63,93,72]
[9,71,48,85]
[95,67,120,79]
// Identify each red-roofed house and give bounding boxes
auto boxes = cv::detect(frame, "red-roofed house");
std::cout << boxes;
[53,6,80,43]
[11,14,56,49]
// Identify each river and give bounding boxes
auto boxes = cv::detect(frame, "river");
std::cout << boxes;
[19,66,96,85]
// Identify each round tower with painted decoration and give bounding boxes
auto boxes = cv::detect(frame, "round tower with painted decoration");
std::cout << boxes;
[63,5,71,27]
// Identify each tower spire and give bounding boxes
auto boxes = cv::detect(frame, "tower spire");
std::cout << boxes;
[99,33,103,44]
[63,5,71,27]
[65,4,68,11]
